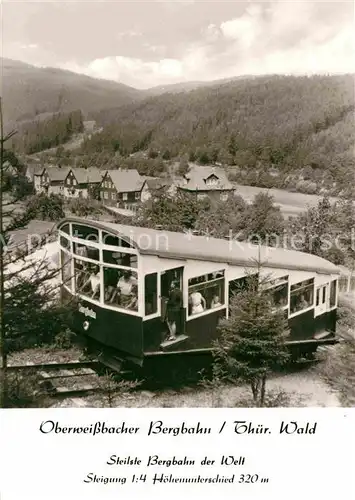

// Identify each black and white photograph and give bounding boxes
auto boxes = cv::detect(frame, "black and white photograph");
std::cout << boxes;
[1,0,354,411]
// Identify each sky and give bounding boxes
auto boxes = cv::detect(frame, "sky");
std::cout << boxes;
[2,0,355,89]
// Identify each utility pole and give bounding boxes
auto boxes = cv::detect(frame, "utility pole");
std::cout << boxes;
[0,96,16,407]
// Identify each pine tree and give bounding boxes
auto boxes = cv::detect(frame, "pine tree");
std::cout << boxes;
[212,264,290,406]
[0,98,74,407]
[0,96,16,406]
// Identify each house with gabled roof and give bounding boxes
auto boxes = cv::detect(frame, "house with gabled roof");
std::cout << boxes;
[99,169,148,211]
[25,164,49,193]
[46,166,71,196]
[64,167,106,199]
[143,176,177,199]
[177,164,235,201]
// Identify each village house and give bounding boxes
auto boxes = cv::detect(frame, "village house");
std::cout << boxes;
[25,164,49,193]
[46,167,71,196]
[63,168,105,199]
[143,176,177,199]
[177,165,235,201]
[99,169,149,211]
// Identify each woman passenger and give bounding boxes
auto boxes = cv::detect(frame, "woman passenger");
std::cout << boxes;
[189,289,206,315]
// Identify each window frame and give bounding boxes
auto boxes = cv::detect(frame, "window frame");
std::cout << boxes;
[316,284,327,307]
[102,267,139,313]
[187,270,226,320]
[58,225,141,317]
[289,278,315,318]
[329,279,338,309]
[60,248,74,291]
[144,272,158,317]
[264,275,289,311]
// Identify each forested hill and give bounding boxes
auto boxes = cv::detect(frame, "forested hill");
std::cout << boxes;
[9,110,85,155]
[84,74,354,194]
[1,58,143,125]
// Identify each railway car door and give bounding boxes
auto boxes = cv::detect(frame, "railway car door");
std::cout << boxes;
[160,267,184,333]
[315,284,327,316]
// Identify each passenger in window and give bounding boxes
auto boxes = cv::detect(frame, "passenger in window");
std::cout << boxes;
[298,295,309,311]
[104,267,119,302]
[165,280,183,341]
[189,290,206,315]
[76,261,90,291]
[76,245,88,258]
[211,294,222,308]
[125,284,138,311]
[111,271,137,307]
[81,265,100,299]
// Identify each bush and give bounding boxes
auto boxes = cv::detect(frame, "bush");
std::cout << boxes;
[98,373,142,408]
[336,302,355,339]
[5,285,77,354]
[67,197,103,217]
[25,192,64,221]
[52,329,75,349]
[316,341,355,406]
[6,371,49,408]
[296,180,318,194]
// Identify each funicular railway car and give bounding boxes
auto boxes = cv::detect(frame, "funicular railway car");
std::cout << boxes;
[57,218,340,372]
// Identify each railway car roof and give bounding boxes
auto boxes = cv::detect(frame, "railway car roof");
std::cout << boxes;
[58,218,340,275]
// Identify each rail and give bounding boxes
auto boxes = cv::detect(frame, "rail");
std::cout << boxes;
[7,359,108,397]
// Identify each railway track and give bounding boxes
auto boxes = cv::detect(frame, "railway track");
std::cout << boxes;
[7,340,341,401]
[7,360,113,398]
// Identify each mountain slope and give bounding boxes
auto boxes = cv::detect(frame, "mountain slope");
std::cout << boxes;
[1,58,145,124]
[84,74,355,194]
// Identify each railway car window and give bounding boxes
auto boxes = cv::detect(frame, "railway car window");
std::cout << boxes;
[145,273,158,315]
[329,280,337,308]
[188,271,225,316]
[270,283,288,308]
[102,232,133,248]
[61,250,72,290]
[60,235,70,251]
[72,224,99,242]
[103,250,137,268]
[264,276,288,309]
[103,268,138,311]
[290,278,314,315]
[228,274,259,305]
[60,223,70,235]
[316,285,327,306]
[73,242,99,261]
[74,258,101,300]
[189,270,224,286]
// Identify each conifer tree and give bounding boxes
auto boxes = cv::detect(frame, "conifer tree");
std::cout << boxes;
[212,260,290,406]
[0,97,73,407]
